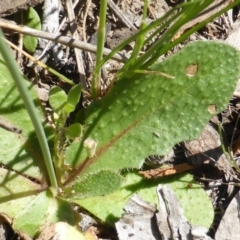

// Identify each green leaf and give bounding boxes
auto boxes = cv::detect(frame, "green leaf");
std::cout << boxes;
[65,41,240,178]
[0,54,73,237]
[0,168,77,238]
[64,103,75,114]
[67,83,82,109]
[65,123,82,139]
[166,174,214,228]
[0,56,48,180]
[65,170,123,199]
[49,86,67,114]
[0,128,44,180]
[22,7,41,52]
[63,84,82,114]
[0,168,40,217]
[65,41,236,228]
[74,172,214,228]
[13,191,75,237]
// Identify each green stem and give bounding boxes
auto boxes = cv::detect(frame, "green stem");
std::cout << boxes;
[93,6,177,77]
[126,0,148,67]
[141,0,240,69]
[135,0,213,69]
[92,0,107,99]
[166,0,240,57]
[93,0,206,78]
[0,28,58,189]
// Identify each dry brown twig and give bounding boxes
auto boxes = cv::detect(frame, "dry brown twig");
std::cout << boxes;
[107,0,138,31]
[0,18,127,63]
[66,0,87,89]
[82,0,93,65]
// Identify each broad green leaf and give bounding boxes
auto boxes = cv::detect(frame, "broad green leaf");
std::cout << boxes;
[13,190,76,238]
[75,173,214,228]
[65,41,240,180]
[0,57,48,180]
[0,128,43,180]
[0,169,76,238]
[167,174,214,227]
[49,86,67,114]
[0,168,40,217]
[22,7,41,52]
[65,170,123,199]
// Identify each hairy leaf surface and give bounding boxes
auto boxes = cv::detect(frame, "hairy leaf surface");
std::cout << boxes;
[66,41,240,184]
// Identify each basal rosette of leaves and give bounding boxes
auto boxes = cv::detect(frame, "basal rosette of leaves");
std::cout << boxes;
[0,41,239,237]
